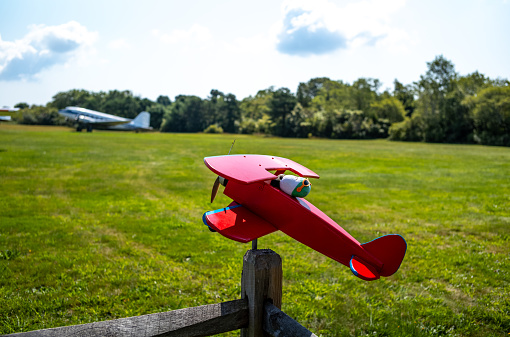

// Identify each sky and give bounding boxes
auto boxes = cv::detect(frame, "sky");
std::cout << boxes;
[0,0,509,107]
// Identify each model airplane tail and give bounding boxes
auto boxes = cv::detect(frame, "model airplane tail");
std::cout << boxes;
[132,111,150,128]
[350,234,407,281]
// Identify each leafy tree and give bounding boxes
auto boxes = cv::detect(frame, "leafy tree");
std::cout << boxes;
[413,55,466,143]
[393,80,415,116]
[471,86,510,146]
[204,124,223,133]
[14,106,64,125]
[101,90,142,119]
[240,88,273,120]
[389,118,422,142]
[268,87,297,136]
[297,77,330,108]
[351,78,380,112]
[50,89,93,109]
[49,89,153,120]
[456,71,491,96]
[238,118,258,134]
[370,97,406,123]
[14,102,29,110]
[314,109,389,139]
[146,104,167,130]
[218,93,241,133]
[156,95,172,106]
[207,90,241,133]
[311,79,351,113]
[390,56,486,144]
[160,95,205,132]
[286,103,314,138]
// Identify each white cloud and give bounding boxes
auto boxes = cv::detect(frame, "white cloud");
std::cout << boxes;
[152,24,213,50]
[0,21,97,81]
[108,38,131,50]
[277,0,411,56]
[151,23,277,65]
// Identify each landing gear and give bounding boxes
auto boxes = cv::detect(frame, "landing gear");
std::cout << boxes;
[76,126,82,132]
[86,125,93,132]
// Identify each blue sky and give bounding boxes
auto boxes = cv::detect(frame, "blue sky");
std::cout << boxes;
[1,0,509,107]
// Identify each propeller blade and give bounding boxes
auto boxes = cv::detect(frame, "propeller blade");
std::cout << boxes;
[211,176,220,203]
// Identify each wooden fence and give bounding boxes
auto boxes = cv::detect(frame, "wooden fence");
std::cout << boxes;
[4,249,317,337]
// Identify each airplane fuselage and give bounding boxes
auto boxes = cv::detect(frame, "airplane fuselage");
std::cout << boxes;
[223,179,384,271]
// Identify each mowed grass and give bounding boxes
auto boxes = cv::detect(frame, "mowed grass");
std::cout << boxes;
[0,124,509,336]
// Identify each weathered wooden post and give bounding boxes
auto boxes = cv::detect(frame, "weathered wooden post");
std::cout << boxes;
[241,249,282,337]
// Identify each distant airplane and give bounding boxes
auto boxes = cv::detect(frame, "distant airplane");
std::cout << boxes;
[58,106,152,132]
[0,107,17,122]
[0,107,19,112]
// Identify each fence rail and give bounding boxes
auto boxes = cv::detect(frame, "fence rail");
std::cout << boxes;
[3,249,316,337]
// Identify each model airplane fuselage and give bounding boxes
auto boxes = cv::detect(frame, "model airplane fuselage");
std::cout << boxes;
[58,106,152,132]
[203,155,407,281]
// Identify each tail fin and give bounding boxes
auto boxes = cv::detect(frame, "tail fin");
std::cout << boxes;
[350,234,407,281]
[132,111,151,128]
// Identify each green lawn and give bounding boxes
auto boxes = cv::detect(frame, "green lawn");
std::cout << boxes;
[0,125,509,336]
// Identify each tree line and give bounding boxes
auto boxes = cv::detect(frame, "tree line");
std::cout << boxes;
[12,55,510,146]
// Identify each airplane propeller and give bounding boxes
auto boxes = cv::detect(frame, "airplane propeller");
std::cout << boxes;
[211,176,221,203]
[211,176,228,203]
[211,139,236,203]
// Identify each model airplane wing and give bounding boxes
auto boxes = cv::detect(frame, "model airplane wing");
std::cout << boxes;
[204,155,319,185]
[203,202,278,243]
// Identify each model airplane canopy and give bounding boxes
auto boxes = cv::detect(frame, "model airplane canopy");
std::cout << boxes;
[203,154,407,282]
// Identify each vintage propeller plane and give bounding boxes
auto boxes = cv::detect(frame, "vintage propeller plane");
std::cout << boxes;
[202,154,407,281]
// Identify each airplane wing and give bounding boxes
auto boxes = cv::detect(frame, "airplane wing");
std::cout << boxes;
[204,155,320,184]
[202,202,278,243]
[76,115,129,126]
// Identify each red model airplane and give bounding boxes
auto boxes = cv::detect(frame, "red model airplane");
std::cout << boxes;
[202,154,407,281]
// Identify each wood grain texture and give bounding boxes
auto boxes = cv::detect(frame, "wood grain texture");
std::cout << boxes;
[263,302,317,337]
[3,299,248,337]
[240,249,282,337]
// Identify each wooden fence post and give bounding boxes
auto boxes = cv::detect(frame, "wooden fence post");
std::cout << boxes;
[263,302,318,337]
[241,249,282,337]
[2,249,319,337]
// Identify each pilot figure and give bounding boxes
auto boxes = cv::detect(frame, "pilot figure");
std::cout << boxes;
[270,174,311,198]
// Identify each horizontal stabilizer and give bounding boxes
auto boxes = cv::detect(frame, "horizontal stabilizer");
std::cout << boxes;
[350,256,380,281]
[202,202,278,243]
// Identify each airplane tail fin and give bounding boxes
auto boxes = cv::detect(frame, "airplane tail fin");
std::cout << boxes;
[350,234,407,281]
[132,111,151,128]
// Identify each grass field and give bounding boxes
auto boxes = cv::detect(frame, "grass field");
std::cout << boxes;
[0,124,509,336]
